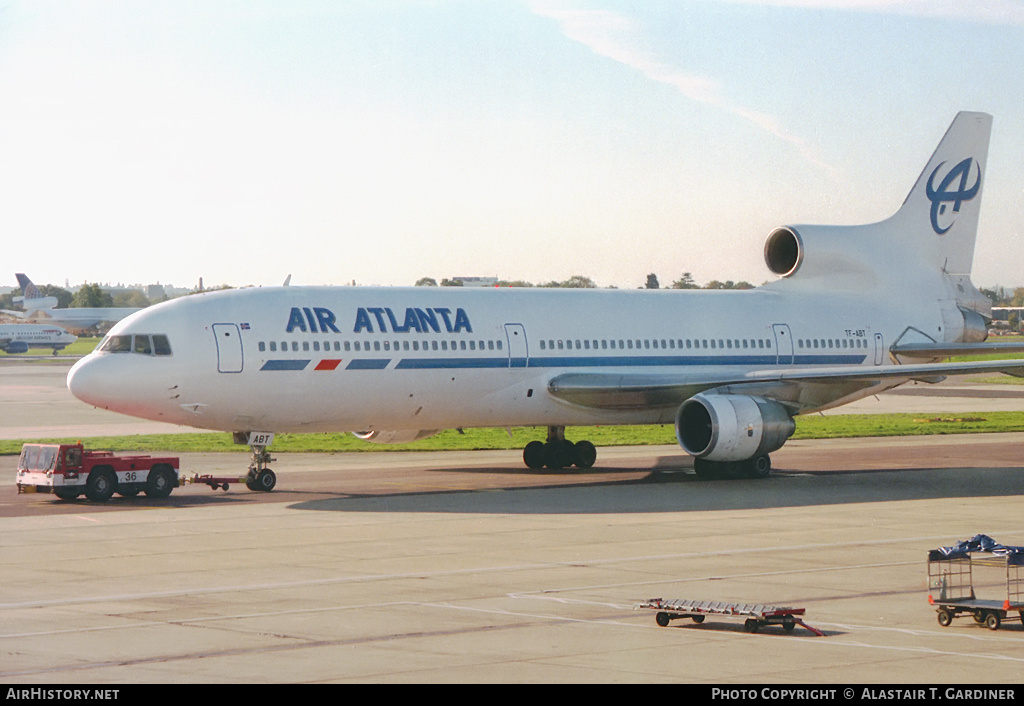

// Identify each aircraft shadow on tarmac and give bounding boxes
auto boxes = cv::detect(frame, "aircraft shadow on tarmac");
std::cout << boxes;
[287,463,1024,515]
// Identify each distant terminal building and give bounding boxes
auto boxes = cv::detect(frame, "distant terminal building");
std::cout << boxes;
[991,307,1024,330]
[451,277,498,287]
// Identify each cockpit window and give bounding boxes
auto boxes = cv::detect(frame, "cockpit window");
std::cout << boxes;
[100,335,132,353]
[153,335,172,356]
[99,334,172,356]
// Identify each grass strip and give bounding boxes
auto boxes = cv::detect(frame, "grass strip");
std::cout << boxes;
[6,412,1024,456]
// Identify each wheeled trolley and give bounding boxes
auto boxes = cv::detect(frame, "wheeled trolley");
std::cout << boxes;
[635,598,824,636]
[928,534,1024,631]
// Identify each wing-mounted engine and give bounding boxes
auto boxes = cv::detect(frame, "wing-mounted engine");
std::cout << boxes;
[675,393,795,462]
[352,429,440,444]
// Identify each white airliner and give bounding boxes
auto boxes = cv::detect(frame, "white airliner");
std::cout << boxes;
[0,324,76,354]
[2,274,141,332]
[68,112,1024,490]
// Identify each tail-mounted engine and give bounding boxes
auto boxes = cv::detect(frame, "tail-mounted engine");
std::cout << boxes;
[763,224,881,284]
[675,393,795,462]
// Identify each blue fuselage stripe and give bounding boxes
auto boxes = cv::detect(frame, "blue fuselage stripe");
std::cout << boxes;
[261,353,867,371]
[261,359,310,371]
[346,358,390,370]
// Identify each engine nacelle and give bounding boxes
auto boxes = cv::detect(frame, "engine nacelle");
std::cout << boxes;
[764,224,881,285]
[675,394,795,462]
[1,341,29,354]
[352,429,440,444]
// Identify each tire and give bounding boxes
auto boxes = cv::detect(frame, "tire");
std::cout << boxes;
[145,465,175,499]
[691,615,705,624]
[523,441,545,469]
[656,612,671,627]
[543,441,571,470]
[53,486,80,500]
[782,617,796,632]
[937,609,952,627]
[573,440,597,469]
[85,468,116,502]
[985,612,1001,631]
[746,455,771,479]
[744,618,760,633]
[254,468,277,492]
[693,458,719,480]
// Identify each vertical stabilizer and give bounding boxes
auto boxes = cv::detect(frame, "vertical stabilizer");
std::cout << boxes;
[890,111,991,276]
[16,273,42,300]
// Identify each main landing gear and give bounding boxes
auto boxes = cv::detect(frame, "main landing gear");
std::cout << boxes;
[693,455,772,480]
[522,426,597,470]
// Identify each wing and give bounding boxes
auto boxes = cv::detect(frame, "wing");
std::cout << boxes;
[547,358,1024,413]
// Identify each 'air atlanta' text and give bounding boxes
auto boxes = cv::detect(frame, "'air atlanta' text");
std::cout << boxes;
[286,307,473,335]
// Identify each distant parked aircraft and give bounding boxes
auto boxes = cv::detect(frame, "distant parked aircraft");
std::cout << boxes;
[0,323,76,354]
[2,274,141,331]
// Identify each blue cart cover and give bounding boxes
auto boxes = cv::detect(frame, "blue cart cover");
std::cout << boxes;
[928,534,1024,566]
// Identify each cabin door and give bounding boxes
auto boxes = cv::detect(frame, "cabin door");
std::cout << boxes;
[772,324,794,364]
[213,323,244,373]
[504,324,528,368]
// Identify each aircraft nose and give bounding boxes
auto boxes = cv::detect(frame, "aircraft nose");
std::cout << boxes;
[67,355,105,408]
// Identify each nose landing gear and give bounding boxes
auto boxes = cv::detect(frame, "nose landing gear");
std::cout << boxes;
[234,432,278,492]
[246,445,277,491]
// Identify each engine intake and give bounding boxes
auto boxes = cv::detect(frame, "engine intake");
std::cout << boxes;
[764,227,803,278]
[676,393,795,462]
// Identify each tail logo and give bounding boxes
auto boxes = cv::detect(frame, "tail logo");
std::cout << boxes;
[926,157,981,235]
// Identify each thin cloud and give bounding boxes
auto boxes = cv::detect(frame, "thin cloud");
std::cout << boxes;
[531,3,837,176]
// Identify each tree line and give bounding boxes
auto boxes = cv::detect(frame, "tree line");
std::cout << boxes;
[415,273,756,290]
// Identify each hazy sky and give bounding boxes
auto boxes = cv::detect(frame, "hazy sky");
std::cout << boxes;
[2,0,1023,291]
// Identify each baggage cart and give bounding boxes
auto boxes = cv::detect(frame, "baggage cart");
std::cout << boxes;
[928,534,1024,631]
[635,598,824,636]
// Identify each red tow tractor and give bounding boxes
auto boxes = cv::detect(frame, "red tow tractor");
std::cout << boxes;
[16,443,179,502]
